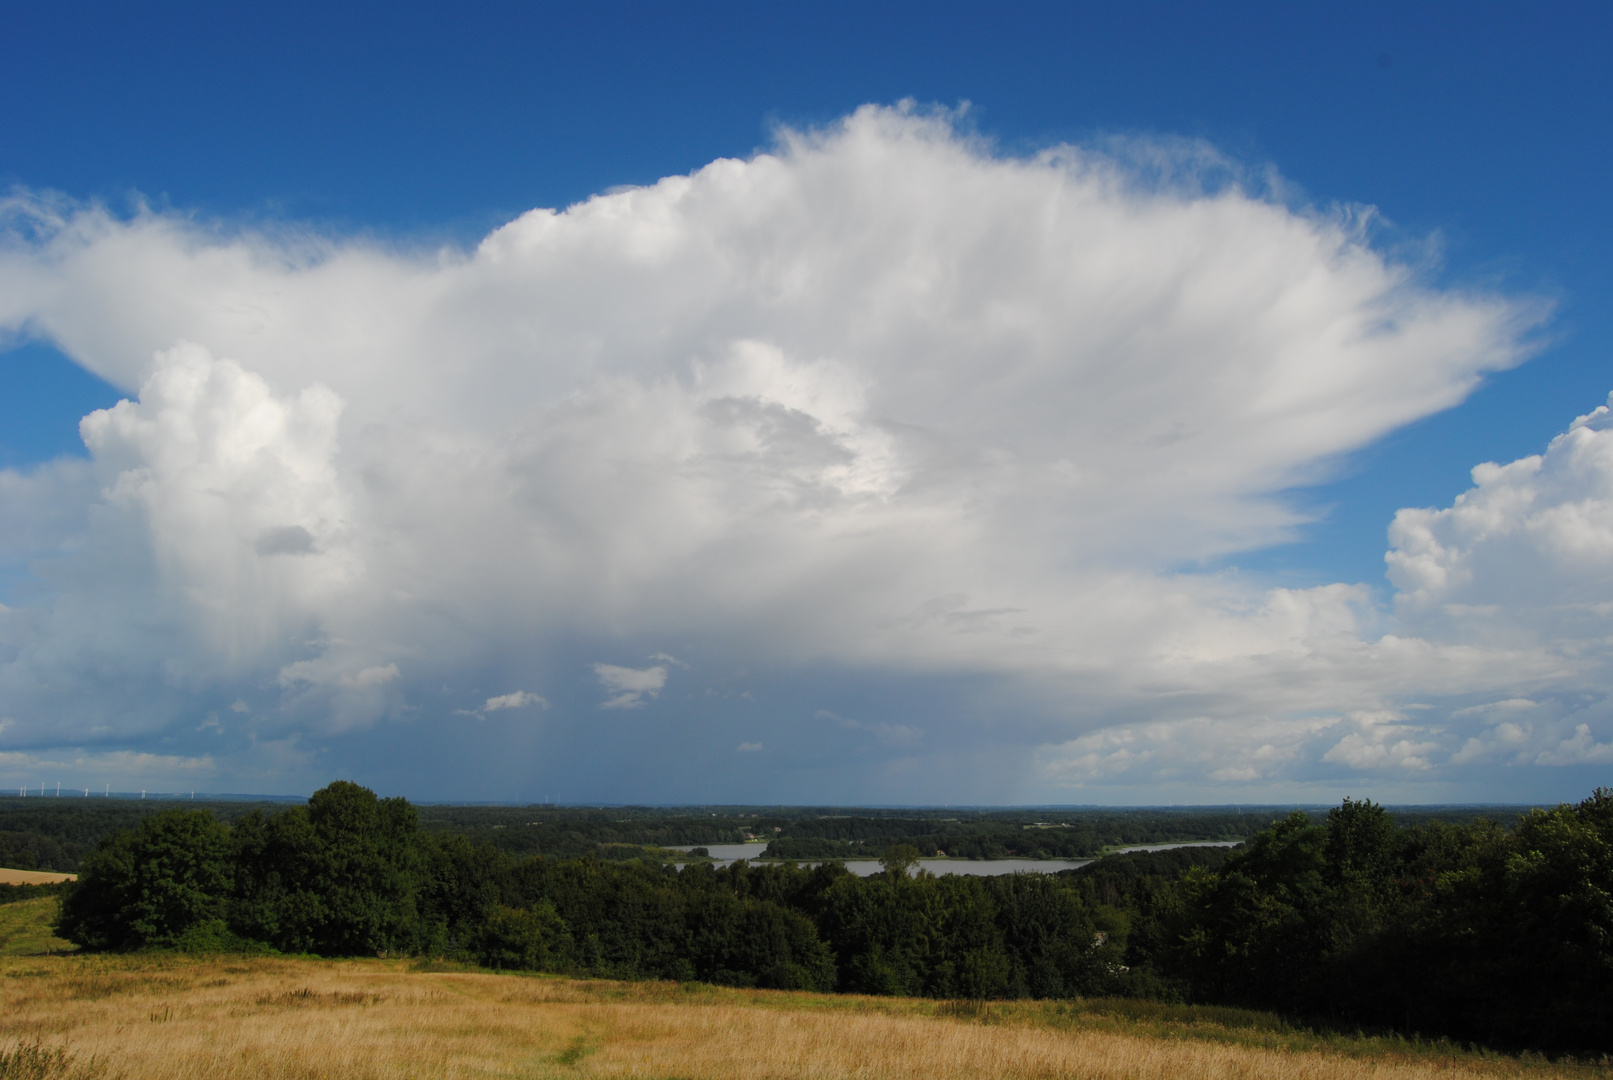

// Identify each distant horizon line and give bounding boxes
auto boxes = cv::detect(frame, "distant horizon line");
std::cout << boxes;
[0,792,1552,811]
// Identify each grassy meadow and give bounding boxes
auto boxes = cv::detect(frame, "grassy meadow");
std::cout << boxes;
[0,896,73,958]
[0,896,1603,1080]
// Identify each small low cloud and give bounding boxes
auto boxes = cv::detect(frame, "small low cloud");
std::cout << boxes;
[736,742,763,752]
[1321,712,1439,771]
[254,525,318,556]
[342,664,400,689]
[1533,724,1613,765]
[278,660,400,689]
[594,663,669,709]
[484,690,548,712]
[817,709,922,746]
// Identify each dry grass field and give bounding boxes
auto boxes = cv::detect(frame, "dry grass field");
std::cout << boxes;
[0,899,1601,1080]
[0,870,75,886]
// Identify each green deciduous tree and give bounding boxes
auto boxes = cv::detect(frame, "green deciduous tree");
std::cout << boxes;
[56,808,232,950]
[231,780,426,955]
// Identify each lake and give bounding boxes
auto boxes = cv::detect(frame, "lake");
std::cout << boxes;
[669,840,1239,876]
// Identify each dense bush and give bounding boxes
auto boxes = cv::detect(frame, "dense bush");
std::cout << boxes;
[472,900,571,971]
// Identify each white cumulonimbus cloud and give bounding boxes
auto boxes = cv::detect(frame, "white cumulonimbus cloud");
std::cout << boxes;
[0,102,1600,800]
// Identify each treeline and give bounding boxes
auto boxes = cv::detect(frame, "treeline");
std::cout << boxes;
[1,795,1520,872]
[0,799,746,871]
[412,805,758,858]
[762,809,1265,861]
[51,782,1124,999]
[1129,792,1613,1052]
[37,783,1613,1052]
[0,799,292,872]
[412,806,1270,861]
[0,800,1268,870]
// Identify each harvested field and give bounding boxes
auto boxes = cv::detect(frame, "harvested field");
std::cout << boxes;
[0,868,75,885]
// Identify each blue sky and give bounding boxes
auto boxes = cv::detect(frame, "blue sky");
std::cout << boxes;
[0,2,1610,804]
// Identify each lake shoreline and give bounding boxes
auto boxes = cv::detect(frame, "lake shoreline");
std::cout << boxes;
[667,839,1242,875]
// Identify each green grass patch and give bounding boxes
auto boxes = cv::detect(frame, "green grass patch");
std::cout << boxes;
[933,996,1591,1067]
[555,1035,599,1066]
[0,882,72,907]
[0,897,73,957]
